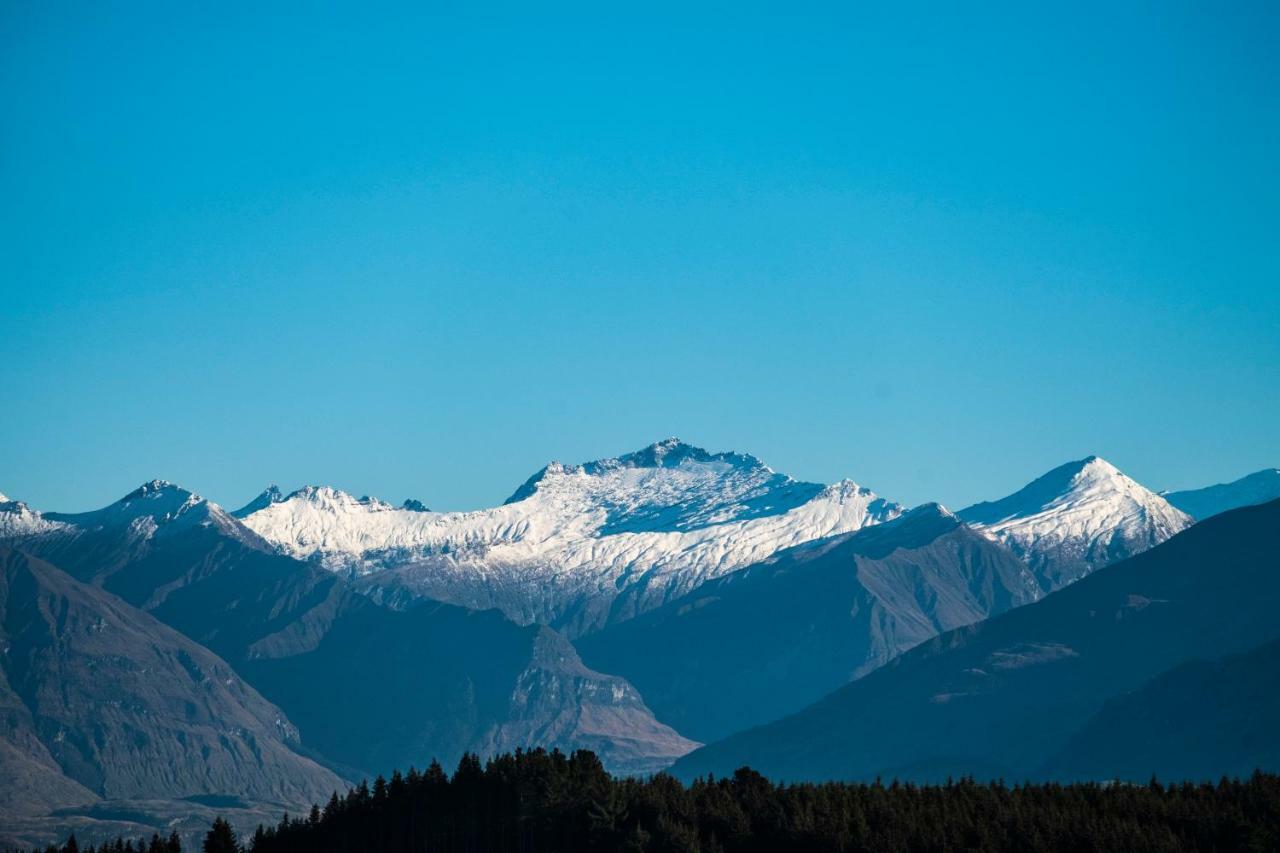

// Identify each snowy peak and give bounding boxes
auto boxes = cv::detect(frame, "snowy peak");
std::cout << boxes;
[131,478,182,495]
[401,498,430,512]
[497,438,836,537]
[44,479,236,537]
[599,437,767,473]
[904,501,959,522]
[115,479,206,518]
[959,456,1192,591]
[232,484,285,518]
[958,456,1121,525]
[284,485,398,513]
[503,438,772,505]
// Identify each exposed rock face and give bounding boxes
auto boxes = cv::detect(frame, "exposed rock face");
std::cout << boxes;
[579,504,1037,743]
[476,628,698,775]
[0,548,344,811]
[231,484,285,519]
[671,500,1280,783]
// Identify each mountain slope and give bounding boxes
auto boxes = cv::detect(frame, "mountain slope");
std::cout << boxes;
[958,456,1191,591]
[671,499,1280,782]
[1043,634,1280,781]
[0,685,97,817]
[1163,468,1280,520]
[241,439,903,635]
[579,504,1037,743]
[455,627,696,775]
[0,484,694,778]
[0,548,343,812]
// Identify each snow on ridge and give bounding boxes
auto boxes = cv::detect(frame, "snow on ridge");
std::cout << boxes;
[286,485,398,512]
[0,497,72,538]
[240,439,905,628]
[243,440,899,569]
[503,438,772,505]
[36,479,248,542]
[232,484,285,518]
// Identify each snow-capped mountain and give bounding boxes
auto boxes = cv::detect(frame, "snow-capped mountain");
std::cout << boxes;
[43,479,253,543]
[1163,468,1280,520]
[958,456,1192,592]
[240,438,904,634]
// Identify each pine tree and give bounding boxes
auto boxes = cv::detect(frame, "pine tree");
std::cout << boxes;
[202,818,239,853]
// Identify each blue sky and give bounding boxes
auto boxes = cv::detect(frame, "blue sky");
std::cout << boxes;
[2,2,1277,513]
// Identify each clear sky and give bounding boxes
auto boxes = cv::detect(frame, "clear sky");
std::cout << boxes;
[2,2,1277,513]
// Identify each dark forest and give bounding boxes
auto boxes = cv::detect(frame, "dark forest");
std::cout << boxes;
[12,749,1280,853]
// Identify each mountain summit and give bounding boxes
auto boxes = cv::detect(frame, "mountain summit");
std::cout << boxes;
[231,484,285,518]
[501,437,838,535]
[43,480,247,542]
[959,456,1192,591]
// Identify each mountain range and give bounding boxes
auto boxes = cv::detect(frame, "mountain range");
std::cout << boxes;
[670,499,1280,782]
[236,439,904,636]
[2,439,1276,847]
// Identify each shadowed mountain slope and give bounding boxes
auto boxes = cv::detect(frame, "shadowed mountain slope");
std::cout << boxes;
[1,484,694,779]
[671,499,1280,782]
[1043,634,1280,781]
[0,548,343,815]
[1164,468,1280,520]
[579,504,1037,743]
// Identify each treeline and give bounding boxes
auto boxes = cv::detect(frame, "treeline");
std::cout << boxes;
[6,833,180,853]
[12,750,1280,853]
[253,749,1278,853]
